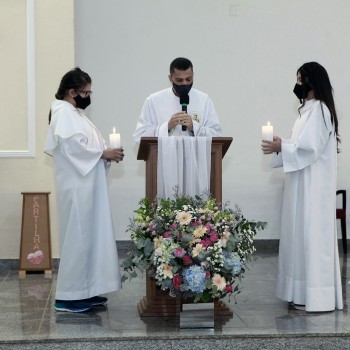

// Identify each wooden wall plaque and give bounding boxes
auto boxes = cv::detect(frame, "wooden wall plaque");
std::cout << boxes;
[19,192,52,276]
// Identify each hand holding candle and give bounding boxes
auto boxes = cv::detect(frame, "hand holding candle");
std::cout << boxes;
[104,127,124,163]
[262,121,273,141]
[261,121,281,154]
[109,127,121,148]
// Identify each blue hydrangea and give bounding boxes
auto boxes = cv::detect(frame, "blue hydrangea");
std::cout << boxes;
[224,252,242,275]
[183,265,206,293]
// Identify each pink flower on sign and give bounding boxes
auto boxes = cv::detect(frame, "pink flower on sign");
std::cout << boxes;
[163,232,171,238]
[173,274,182,290]
[182,255,192,265]
[210,232,219,242]
[173,247,186,258]
[27,250,44,265]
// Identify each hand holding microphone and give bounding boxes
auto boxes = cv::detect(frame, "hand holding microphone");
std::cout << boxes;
[168,112,193,131]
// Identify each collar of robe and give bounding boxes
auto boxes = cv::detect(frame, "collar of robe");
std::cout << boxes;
[300,98,315,112]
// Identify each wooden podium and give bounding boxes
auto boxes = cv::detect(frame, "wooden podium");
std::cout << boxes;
[137,137,233,317]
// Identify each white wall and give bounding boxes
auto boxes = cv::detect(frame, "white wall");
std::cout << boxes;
[0,0,74,258]
[1,1,349,260]
[74,0,350,241]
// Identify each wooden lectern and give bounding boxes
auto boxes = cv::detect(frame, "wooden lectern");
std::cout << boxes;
[137,137,233,317]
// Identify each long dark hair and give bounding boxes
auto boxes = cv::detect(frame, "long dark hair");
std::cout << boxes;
[297,62,340,147]
[48,67,91,123]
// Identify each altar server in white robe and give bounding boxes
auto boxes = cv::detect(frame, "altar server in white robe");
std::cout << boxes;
[133,57,222,143]
[44,68,124,313]
[262,62,343,312]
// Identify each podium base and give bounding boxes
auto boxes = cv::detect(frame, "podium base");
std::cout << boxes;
[138,296,181,317]
[139,275,233,317]
[138,295,233,317]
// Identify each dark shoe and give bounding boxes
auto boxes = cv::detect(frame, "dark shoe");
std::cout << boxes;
[54,300,92,313]
[289,302,305,310]
[84,296,108,306]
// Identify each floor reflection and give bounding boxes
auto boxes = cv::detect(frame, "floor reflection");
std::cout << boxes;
[0,250,349,343]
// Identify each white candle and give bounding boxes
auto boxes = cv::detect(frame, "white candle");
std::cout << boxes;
[262,122,273,141]
[109,127,121,148]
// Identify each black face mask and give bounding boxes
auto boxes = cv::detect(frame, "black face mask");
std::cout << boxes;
[172,83,193,96]
[293,83,312,101]
[74,94,91,109]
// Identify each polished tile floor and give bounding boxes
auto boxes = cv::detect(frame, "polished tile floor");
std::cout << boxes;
[0,250,349,345]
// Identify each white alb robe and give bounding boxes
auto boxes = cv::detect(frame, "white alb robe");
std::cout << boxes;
[44,100,121,300]
[274,99,343,312]
[157,136,212,199]
[133,87,222,143]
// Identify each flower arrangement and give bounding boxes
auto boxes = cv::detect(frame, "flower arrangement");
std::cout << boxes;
[122,192,266,302]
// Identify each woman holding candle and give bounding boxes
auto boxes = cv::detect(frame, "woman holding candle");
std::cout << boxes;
[45,67,124,313]
[261,62,343,312]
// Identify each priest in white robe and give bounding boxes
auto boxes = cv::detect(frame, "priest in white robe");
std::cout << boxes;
[133,57,222,143]
[262,62,343,312]
[44,68,124,312]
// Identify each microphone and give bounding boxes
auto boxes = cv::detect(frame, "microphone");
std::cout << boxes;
[180,93,189,131]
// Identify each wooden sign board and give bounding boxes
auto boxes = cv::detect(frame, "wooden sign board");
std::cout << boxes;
[19,192,52,275]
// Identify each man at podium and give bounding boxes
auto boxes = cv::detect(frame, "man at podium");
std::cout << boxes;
[133,57,222,143]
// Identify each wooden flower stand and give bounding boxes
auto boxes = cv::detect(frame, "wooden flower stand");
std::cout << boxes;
[138,275,233,317]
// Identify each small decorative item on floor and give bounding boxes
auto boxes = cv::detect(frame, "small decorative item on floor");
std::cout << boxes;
[122,190,266,303]
[19,192,52,277]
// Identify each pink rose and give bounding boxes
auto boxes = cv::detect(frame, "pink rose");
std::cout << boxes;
[170,223,178,229]
[210,232,219,242]
[205,223,212,232]
[173,274,182,290]
[225,285,233,293]
[163,232,171,238]
[182,255,192,265]
[199,239,208,248]
[173,247,186,258]
[205,271,211,279]
[191,221,202,227]
[178,232,183,239]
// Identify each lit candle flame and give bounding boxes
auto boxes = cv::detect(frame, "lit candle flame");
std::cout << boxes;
[267,121,270,126]
[113,127,116,134]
